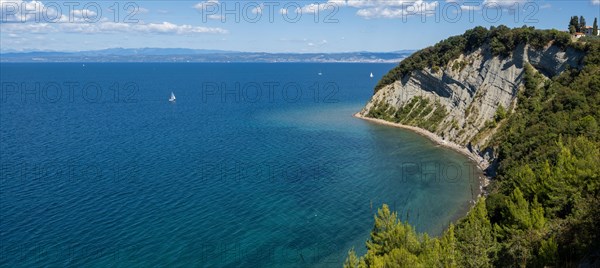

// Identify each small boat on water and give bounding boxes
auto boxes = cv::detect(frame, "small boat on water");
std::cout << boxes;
[370,72,374,78]
[169,92,176,102]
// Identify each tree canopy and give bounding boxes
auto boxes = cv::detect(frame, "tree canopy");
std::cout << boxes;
[352,25,600,267]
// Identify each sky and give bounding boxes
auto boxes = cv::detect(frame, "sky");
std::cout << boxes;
[0,0,599,53]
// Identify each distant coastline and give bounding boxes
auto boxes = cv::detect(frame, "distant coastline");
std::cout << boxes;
[0,49,414,63]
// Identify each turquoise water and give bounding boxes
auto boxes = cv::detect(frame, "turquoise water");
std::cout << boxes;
[0,63,480,267]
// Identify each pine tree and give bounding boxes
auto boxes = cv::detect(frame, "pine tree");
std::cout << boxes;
[593,18,598,36]
[366,205,421,256]
[506,188,533,229]
[383,248,420,267]
[366,204,398,255]
[361,204,425,267]
[343,248,360,268]
[504,187,546,230]
[456,199,495,268]
[440,224,459,267]
[569,25,576,34]
[538,237,558,266]
[570,16,579,32]
[579,16,586,33]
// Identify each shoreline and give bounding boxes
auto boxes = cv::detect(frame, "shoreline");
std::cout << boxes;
[353,112,490,199]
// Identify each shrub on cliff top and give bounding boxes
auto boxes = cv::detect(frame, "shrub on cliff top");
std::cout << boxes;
[374,26,574,93]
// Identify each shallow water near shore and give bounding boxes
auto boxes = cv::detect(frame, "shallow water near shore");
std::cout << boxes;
[0,63,481,267]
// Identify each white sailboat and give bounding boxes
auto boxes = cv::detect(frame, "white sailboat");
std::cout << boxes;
[169,92,176,102]
[370,72,374,78]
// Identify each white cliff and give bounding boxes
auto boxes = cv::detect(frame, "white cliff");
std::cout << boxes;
[359,43,584,168]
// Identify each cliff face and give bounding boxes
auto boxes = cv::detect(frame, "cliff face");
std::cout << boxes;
[360,43,584,165]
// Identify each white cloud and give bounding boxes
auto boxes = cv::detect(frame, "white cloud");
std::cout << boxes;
[481,0,527,8]
[251,3,264,14]
[139,22,227,34]
[70,9,97,19]
[206,14,223,20]
[320,0,438,8]
[592,0,600,5]
[0,0,98,23]
[0,20,228,35]
[194,0,232,20]
[1,0,48,22]
[308,39,328,47]
[193,0,220,19]
[278,3,325,16]
[290,0,441,19]
[0,0,227,35]
[97,22,132,32]
[355,1,440,19]
[195,1,267,19]
[193,0,219,10]
[279,37,308,43]
[193,0,443,20]
[297,3,327,13]
[302,0,544,19]
[0,22,52,33]
[459,2,482,11]
[444,1,482,11]
[327,0,405,8]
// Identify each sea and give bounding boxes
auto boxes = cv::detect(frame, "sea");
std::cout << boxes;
[0,63,480,267]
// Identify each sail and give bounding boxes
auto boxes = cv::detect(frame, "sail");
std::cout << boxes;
[169,92,176,102]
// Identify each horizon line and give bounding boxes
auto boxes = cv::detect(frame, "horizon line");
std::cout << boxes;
[0,47,417,55]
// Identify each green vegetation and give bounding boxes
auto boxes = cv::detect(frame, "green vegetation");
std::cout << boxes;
[569,16,589,33]
[367,101,394,121]
[451,60,467,72]
[581,35,600,42]
[374,26,572,93]
[569,15,598,36]
[367,96,447,133]
[494,105,507,122]
[352,26,600,267]
[343,204,463,268]
[569,16,578,34]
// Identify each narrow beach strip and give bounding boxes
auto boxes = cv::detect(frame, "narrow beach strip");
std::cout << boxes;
[353,112,491,198]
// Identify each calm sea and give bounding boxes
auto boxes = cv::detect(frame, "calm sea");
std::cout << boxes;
[0,63,479,267]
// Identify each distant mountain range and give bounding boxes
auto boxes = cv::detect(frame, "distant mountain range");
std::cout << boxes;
[0,48,414,63]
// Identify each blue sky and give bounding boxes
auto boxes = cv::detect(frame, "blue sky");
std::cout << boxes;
[0,0,598,52]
